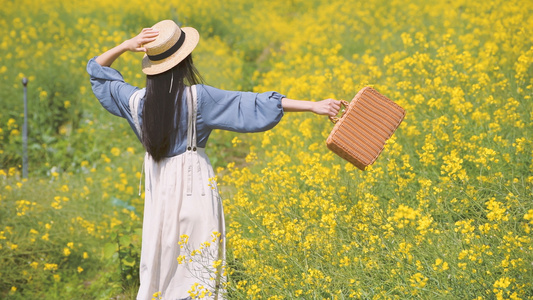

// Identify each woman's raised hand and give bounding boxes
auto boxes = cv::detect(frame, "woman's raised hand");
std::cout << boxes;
[312,98,342,117]
[123,28,159,53]
[95,28,158,67]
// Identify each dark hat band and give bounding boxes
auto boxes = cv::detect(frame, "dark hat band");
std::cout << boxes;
[147,30,186,61]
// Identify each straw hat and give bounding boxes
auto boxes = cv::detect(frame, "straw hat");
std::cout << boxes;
[142,20,199,75]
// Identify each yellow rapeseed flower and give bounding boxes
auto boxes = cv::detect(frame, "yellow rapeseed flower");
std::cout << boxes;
[44,263,58,271]
[110,147,121,156]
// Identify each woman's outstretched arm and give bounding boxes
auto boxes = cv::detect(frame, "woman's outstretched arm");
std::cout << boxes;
[282,98,341,117]
[95,28,159,67]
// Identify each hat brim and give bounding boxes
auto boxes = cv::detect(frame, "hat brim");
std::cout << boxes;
[142,27,199,75]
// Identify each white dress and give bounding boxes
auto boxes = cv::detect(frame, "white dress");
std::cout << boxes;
[133,86,225,300]
[87,57,284,300]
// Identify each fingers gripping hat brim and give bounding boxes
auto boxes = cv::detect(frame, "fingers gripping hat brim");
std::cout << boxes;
[142,26,199,75]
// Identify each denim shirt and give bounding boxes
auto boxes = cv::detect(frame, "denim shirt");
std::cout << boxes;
[87,57,284,157]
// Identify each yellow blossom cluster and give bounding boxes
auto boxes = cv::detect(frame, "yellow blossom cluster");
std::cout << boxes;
[212,0,532,297]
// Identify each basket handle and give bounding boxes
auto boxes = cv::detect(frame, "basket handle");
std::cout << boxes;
[329,100,350,124]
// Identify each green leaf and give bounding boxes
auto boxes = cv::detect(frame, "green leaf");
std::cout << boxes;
[122,258,136,267]
[119,235,131,246]
[103,242,117,259]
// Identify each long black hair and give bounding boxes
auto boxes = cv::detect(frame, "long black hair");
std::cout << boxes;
[141,55,203,162]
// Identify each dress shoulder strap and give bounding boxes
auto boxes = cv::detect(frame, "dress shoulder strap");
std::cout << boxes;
[186,85,198,149]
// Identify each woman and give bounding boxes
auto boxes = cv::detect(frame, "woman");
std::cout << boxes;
[87,20,341,300]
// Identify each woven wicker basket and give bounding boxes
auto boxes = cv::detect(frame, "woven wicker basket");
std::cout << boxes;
[326,87,406,170]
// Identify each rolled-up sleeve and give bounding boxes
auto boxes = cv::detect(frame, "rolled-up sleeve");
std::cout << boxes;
[86,57,139,118]
[197,85,284,133]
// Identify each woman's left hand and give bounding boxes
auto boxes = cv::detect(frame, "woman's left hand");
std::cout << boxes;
[312,99,342,117]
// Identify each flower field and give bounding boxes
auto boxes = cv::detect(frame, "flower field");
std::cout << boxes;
[1,0,532,299]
